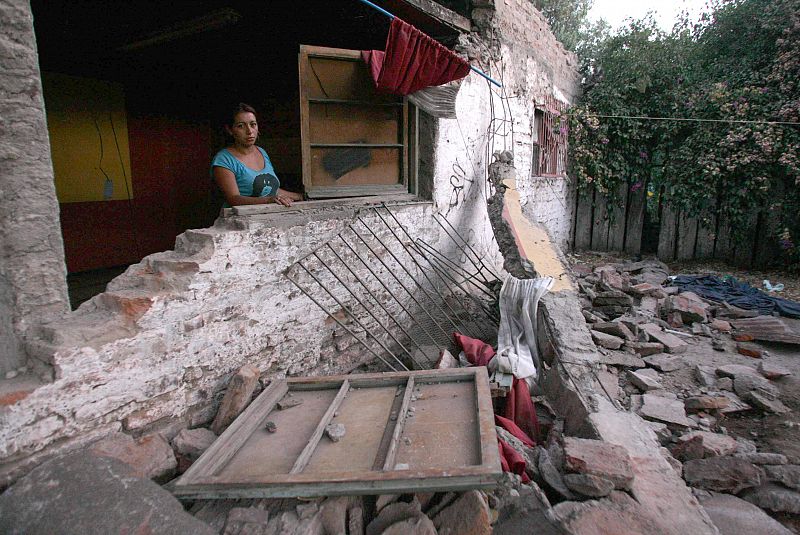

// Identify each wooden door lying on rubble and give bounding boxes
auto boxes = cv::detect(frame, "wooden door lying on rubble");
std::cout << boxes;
[170,367,502,499]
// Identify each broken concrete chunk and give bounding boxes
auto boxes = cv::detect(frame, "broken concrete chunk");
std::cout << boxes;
[627,282,667,299]
[742,483,800,514]
[667,295,708,324]
[211,364,261,435]
[223,507,270,534]
[636,393,697,428]
[684,396,730,412]
[645,421,672,445]
[381,515,437,535]
[640,324,688,353]
[537,446,575,500]
[671,434,706,461]
[738,453,789,466]
[172,428,217,462]
[643,354,683,372]
[563,437,634,491]
[698,492,793,535]
[677,431,738,458]
[593,321,635,340]
[694,365,717,388]
[366,499,422,535]
[709,319,732,333]
[325,423,346,442]
[598,351,646,368]
[745,391,790,414]
[432,490,491,535]
[683,457,764,494]
[626,369,662,392]
[764,465,800,490]
[758,361,792,380]
[716,377,734,391]
[737,342,765,359]
[591,330,624,350]
[624,341,664,356]
[89,431,176,482]
[349,505,365,535]
[0,452,216,535]
[639,296,660,315]
[563,473,615,498]
[318,496,350,535]
[718,392,752,414]
[376,494,400,513]
[716,364,759,379]
[593,291,634,307]
[733,373,779,399]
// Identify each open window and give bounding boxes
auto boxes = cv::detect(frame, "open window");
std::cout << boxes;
[299,45,413,199]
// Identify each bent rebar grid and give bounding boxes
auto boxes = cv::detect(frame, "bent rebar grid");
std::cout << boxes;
[284,205,500,371]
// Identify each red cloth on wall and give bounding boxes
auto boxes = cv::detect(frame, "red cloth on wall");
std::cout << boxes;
[498,439,531,483]
[361,17,471,95]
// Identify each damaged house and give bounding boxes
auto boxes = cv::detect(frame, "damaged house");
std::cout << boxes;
[0,0,767,533]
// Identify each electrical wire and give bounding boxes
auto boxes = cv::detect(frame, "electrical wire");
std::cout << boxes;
[583,113,800,126]
[109,112,142,260]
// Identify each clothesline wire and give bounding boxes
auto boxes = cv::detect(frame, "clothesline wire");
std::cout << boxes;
[354,0,503,87]
[584,113,800,126]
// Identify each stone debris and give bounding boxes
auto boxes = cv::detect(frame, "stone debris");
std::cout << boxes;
[642,353,684,372]
[537,446,575,500]
[742,483,800,514]
[562,437,634,491]
[562,473,615,498]
[366,499,422,535]
[633,393,697,428]
[624,341,664,356]
[675,431,738,458]
[431,490,492,535]
[683,456,765,494]
[640,324,689,354]
[737,342,765,359]
[211,364,261,435]
[592,321,635,340]
[683,395,730,412]
[698,492,793,535]
[325,423,346,442]
[745,391,791,414]
[591,330,624,350]
[764,464,800,490]
[89,431,177,482]
[737,453,788,466]
[694,365,717,387]
[173,428,217,462]
[223,507,270,535]
[758,361,792,380]
[0,451,216,535]
[626,369,662,391]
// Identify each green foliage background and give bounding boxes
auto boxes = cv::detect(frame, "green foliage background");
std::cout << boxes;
[561,0,800,265]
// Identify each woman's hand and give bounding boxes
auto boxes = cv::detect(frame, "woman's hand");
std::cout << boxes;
[274,195,293,207]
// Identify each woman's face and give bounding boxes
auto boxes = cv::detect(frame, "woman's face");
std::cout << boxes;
[228,111,258,147]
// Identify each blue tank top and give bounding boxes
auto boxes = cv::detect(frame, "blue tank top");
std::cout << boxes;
[211,147,280,200]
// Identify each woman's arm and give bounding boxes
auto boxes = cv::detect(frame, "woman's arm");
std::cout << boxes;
[278,188,303,202]
[213,167,293,206]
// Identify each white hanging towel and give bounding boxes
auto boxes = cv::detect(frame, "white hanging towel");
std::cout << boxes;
[494,275,555,380]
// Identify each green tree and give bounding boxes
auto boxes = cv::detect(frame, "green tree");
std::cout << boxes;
[534,0,593,52]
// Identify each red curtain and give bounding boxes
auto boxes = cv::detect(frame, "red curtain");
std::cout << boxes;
[361,17,471,95]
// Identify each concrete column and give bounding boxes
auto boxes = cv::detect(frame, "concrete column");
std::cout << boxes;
[0,0,70,374]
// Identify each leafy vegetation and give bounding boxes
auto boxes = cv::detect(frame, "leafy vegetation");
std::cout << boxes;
[566,0,800,265]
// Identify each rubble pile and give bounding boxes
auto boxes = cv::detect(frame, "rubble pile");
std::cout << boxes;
[571,256,800,531]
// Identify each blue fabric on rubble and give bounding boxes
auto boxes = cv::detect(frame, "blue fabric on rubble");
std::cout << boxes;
[669,275,800,319]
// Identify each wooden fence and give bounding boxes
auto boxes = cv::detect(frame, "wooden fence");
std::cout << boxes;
[572,183,780,267]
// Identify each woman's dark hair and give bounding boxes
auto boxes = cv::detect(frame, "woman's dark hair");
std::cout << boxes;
[226,102,258,127]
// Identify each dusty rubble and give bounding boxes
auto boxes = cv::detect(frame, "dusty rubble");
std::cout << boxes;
[569,254,800,533]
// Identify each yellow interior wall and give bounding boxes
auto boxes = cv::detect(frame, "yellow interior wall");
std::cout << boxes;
[43,72,134,203]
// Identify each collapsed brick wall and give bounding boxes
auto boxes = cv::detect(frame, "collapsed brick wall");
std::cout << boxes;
[0,0,579,485]
[0,0,70,376]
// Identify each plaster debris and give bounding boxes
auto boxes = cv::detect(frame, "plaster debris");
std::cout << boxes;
[324,423,346,443]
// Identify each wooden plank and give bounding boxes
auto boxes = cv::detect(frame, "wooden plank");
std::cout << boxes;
[397,0,471,32]
[591,189,610,251]
[695,212,716,259]
[676,211,698,260]
[607,182,628,251]
[291,380,351,474]
[573,188,594,250]
[657,201,677,261]
[183,380,288,480]
[382,377,415,471]
[229,194,419,216]
[172,367,502,499]
[306,184,408,199]
[299,47,313,197]
[624,183,646,254]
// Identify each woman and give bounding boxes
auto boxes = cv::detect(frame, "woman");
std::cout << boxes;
[212,103,303,207]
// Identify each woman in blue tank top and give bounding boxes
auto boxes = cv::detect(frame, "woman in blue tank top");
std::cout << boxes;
[211,103,304,207]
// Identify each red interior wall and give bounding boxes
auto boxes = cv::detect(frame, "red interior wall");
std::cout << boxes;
[60,115,216,273]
